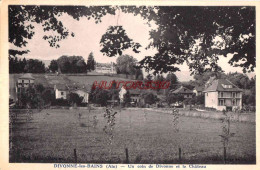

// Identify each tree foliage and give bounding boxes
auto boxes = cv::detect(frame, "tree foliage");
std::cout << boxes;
[9,56,46,73]
[89,87,109,106]
[143,92,158,105]
[67,93,83,106]
[86,52,96,71]
[166,72,179,90]
[123,90,131,106]
[9,6,255,75]
[100,26,141,57]
[49,60,59,73]
[51,55,87,73]
[18,84,53,108]
[166,93,184,105]
[116,54,137,76]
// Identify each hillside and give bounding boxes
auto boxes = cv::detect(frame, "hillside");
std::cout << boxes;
[9,73,132,100]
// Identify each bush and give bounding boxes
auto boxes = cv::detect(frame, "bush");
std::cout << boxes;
[52,99,69,106]
[143,92,159,105]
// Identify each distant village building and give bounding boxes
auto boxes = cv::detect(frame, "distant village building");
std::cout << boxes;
[193,86,204,96]
[119,87,143,105]
[54,84,68,99]
[171,85,194,98]
[72,86,90,104]
[119,86,127,102]
[129,89,142,103]
[203,78,243,111]
[15,73,35,100]
[95,62,116,74]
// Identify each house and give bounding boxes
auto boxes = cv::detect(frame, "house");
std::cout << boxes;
[119,86,143,105]
[203,78,243,111]
[129,89,142,103]
[171,85,194,98]
[54,84,68,99]
[95,62,116,74]
[16,73,35,97]
[193,86,204,96]
[72,86,91,103]
[119,86,127,102]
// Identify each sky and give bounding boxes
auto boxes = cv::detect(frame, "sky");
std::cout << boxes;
[10,9,255,81]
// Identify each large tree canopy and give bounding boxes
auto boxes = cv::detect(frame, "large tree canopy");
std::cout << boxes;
[9,6,255,75]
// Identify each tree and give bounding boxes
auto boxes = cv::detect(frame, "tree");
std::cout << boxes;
[153,74,165,92]
[135,68,143,80]
[18,84,46,108]
[67,93,83,106]
[109,80,119,101]
[9,6,255,75]
[89,87,109,106]
[166,94,185,105]
[193,71,225,87]
[123,90,131,106]
[49,60,59,73]
[116,55,137,77]
[143,92,158,105]
[100,26,141,57]
[42,89,55,105]
[166,72,179,90]
[24,59,46,73]
[76,60,87,73]
[86,52,96,71]
[56,55,87,73]
[226,72,250,89]
[145,73,153,81]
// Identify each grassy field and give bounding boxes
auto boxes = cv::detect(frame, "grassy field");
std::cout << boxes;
[66,75,130,86]
[10,108,255,164]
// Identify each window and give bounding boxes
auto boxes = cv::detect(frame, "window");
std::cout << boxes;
[220,92,224,98]
[22,80,24,83]
[219,99,225,106]
[232,92,236,98]
[222,84,232,88]
[232,99,237,106]
[61,92,64,95]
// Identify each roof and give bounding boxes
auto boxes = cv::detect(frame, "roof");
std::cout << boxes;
[73,87,91,93]
[55,84,68,91]
[19,73,35,80]
[203,79,243,92]
[129,89,142,95]
[171,86,194,94]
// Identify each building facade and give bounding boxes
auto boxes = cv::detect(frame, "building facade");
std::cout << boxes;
[15,73,35,101]
[54,84,68,99]
[171,86,194,98]
[193,86,204,96]
[95,62,116,74]
[73,89,89,103]
[203,79,243,111]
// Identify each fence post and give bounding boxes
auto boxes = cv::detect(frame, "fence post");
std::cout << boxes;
[74,149,77,163]
[223,147,227,164]
[125,148,129,163]
[179,148,182,163]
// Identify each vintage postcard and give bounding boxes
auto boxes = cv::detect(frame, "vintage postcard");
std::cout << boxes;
[0,0,259,169]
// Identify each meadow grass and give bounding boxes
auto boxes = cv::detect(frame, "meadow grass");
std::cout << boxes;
[10,108,255,163]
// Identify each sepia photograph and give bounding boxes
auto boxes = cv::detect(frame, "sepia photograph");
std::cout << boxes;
[4,3,257,166]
